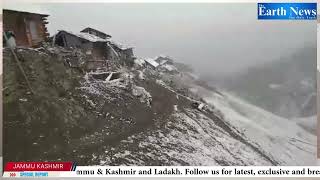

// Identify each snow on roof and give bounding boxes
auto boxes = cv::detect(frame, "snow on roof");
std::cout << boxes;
[110,41,132,50]
[3,8,49,16]
[57,30,108,42]
[145,58,159,68]
[78,32,108,42]
[80,27,111,38]
[158,59,168,65]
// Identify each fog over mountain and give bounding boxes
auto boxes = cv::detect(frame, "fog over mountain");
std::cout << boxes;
[204,46,317,118]
[4,3,316,76]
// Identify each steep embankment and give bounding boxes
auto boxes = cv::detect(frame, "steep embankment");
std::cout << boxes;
[3,47,155,164]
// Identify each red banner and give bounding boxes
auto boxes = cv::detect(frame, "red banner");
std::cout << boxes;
[4,162,75,171]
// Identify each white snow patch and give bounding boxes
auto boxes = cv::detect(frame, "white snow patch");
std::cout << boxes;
[268,84,282,89]
[137,70,145,80]
[174,105,178,111]
[19,98,28,102]
[132,85,152,106]
[198,103,205,110]
[134,58,146,67]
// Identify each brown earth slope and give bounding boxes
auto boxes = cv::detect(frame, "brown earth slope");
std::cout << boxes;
[3,47,175,165]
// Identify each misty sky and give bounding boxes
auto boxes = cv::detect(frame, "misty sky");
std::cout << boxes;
[4,3,317,76]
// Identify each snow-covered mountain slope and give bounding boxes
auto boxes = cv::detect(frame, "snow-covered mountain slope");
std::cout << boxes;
[96,71,316,166]
[186,71,316,165]
[293,116,316,135]
[204,92,316,165]
[164,71,316,165]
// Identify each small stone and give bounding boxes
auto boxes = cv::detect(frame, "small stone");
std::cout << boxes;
[19,98,28,102]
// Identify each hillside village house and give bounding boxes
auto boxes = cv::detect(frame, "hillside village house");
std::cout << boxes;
[145,58,159,70]
[54,30,110,59]
[144,56,177,72]
[80,28,135,65]
[54,28,135,68]
[3,9,49,47]
[54,29,112,70]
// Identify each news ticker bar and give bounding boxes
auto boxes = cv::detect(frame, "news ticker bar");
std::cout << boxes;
[2,162,320,177]
[4,162,76,171]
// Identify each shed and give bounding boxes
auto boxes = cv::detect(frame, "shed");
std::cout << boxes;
[3,9,49,47]
[81,27,111,40]
[145,58,159,69]
[54,30,108,59]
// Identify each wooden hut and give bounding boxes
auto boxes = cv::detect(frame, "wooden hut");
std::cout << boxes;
[3,9,49,47]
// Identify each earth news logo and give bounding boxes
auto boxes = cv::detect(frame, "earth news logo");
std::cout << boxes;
[258,3,317,20]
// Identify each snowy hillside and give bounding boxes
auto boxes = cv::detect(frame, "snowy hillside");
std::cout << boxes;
[293,116,316,135]
[97,70,316,166]
[204,92,316,165]
[171,72,316,165]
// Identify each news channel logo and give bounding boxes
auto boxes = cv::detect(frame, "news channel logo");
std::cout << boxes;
[257,3,317,20]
